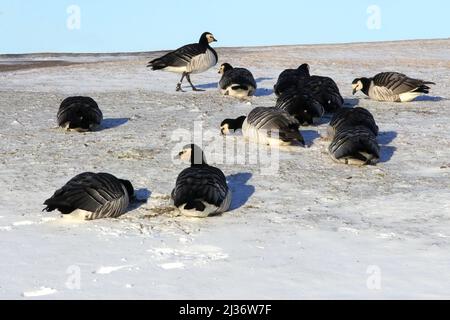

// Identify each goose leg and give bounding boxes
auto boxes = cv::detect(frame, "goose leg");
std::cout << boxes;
[186,74,205,92]
[176,72,187,92]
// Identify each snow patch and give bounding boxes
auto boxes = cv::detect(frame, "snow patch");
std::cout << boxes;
[95,265,133,275]
[159,262,185,270]
[22,287,57,298]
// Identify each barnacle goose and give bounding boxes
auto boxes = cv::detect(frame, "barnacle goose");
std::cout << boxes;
[218,63,257,99]
[275,87,325,125]
[57,96,103,132]
[352,72,436,102]
[221,107,305,146]
[274,63,310,97]
[147,32,218,92]
[328,107,379,139]
[328,108,380,166]
[172,144,231,218]
[43,172,134,220]
[297,72,344,113]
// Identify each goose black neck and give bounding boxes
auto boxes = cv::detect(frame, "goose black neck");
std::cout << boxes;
[199,36,210,47]
[234,116,246,130]
[360,78,372,95]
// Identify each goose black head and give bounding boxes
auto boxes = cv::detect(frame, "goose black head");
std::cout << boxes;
[298,63,311,76]
[352,77,371,95]
[177,144,207,166]
[119,179,135,199]
[218,63,233,74]
[200,32,217,45]
[220,116,246,135]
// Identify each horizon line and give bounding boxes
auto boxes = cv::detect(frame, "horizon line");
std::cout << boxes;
[1,37,449,57]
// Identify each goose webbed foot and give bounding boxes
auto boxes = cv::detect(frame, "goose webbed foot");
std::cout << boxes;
[176,83,185,92]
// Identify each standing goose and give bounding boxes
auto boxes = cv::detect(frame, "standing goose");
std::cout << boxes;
[275,87,325,125]
[147,32,218,92]
[57,96,103,132]
[218,63,257,99]
[221,107,305,146]
[274,64,310,97]
[328,107,379,139]
[172,144,231,218]
[43,172,134,220]
[352,72,435,102]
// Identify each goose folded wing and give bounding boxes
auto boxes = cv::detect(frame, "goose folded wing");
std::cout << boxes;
[45,173,126,214]
[221,69,256,89]
[373,72,424,94]
[154,44,207,67]
[174,167,228,207]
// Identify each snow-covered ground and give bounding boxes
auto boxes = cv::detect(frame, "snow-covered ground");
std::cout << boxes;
[0,39,449,299]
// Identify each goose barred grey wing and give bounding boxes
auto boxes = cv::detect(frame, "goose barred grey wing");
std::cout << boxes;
[246,107,304,144]
[219,68,257,91]
[330,107,379,137]
[276,88,325,125]
[172,166,230,214]
[373,72,435,95]
[298,76,344,112]
[274,69,309,97]
[43,173,131,220]
[148,43,208,69]
[57,96,103,131]
[329,126,380,165]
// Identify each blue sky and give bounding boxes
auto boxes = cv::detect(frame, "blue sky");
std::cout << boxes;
[0,0,448,54]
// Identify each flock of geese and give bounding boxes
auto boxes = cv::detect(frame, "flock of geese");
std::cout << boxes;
[43,32,436,220]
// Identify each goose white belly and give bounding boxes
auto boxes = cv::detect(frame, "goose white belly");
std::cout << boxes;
[221,84,255,99]
[177,190,232,218]
[399,91,422,102]
[187,48,217,74]
[64,209,94,221]
[163,66,188,73]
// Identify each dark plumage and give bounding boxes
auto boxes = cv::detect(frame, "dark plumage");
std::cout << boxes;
[218,63,257,98]
[57,96,103,132]
[147,32,218,92]
[329,107,379,138]
[274,64,310,97]
[172,144,231,217]
[275,87,325,125]
[297,75,344,112]
[328,107,380,165]
[328,126,380,165]
[43,173,134,220]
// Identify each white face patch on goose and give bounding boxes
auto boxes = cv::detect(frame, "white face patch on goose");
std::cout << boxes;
[206,34,216,43]
[179,148,192,162]
[218,65,225,74]
[352,81,363,91]
[221,124,230,135]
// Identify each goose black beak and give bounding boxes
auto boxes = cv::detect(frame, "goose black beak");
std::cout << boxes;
[174,152,182,161]
[352,89,357,95]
